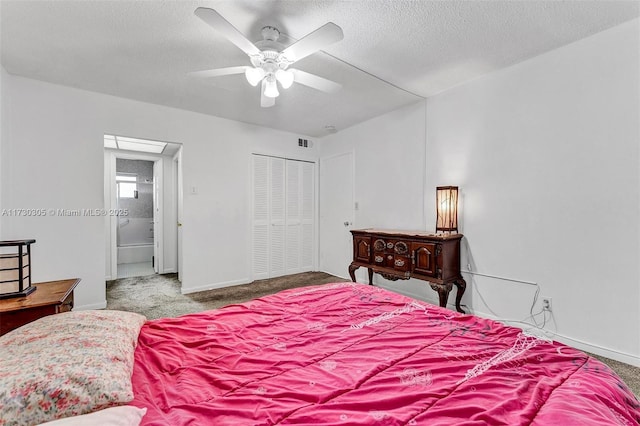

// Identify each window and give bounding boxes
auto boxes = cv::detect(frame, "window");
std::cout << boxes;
[117,174,137,199]
[104,134,167,153]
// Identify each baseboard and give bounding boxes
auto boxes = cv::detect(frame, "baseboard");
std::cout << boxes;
[75,301,107,311]
[549,333,640,367]
[375,283,441,306]
[181,278,251,295]
[373,283,640,367]
[162,268,176,274]
[465,307,640,367]
[318,270,350,281]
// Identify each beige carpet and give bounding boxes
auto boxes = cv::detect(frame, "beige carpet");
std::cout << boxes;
[106,271,338,320]
[106,272,639,398]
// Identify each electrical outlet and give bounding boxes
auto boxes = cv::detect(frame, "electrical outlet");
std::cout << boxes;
[542,297,552,312]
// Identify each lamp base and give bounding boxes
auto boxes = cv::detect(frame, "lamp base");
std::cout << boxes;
[0,285,36,300]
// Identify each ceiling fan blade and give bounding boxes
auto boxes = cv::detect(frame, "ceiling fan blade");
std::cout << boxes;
[261,80,276,108]
[188,66,249,78]
[291,69,341,93]
[194,8,261,57]
[281,22,343,63]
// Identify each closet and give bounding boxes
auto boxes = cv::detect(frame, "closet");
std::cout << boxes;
[252,154,315,279]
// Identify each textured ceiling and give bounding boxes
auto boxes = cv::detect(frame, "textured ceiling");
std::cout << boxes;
[1,1,638,137]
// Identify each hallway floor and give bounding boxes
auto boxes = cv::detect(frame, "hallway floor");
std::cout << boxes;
[117,262,155,279]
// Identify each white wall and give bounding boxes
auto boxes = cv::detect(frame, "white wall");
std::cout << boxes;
[1,74,317,309]
[319,101,437,299]
[0,65,8,237]
[425,20,639,364]
[320,101,426,229]
[318,19,640,365]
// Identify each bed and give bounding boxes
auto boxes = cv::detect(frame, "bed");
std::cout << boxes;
[1,282,639,425]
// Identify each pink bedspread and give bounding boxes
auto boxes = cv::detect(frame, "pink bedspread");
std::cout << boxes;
[130,283,640,425]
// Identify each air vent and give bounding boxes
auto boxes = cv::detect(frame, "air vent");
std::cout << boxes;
[297,138,313,148]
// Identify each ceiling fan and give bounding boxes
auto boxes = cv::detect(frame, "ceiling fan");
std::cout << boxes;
[191,8,344,108]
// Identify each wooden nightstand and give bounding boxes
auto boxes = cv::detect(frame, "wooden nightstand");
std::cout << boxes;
[0,278,80,336]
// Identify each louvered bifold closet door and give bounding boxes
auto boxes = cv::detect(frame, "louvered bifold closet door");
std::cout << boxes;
[285,160,315,274]
[270,157,286,277]
[251,155,270,279]
[285,161,301,274]
[300,161,314,270]
[252,154,315,280]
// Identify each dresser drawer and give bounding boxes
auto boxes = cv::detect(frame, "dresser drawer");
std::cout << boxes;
[412,242,438,277]
[392,255,411,273]
[373,253,385,266]
[0,279,80,335]
[353,236,372,263]
[0,305,59,335]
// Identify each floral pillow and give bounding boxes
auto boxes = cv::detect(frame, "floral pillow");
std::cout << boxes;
[0,310,146,426]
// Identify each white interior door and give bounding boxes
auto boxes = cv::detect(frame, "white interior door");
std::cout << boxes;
[319,152,354,279]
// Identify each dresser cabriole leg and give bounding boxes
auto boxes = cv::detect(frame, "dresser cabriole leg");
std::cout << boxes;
[454,278,467,314]
[348,263,359,282]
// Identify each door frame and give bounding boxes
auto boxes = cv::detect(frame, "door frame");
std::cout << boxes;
[173,147,183,282]
[107,151,164,279]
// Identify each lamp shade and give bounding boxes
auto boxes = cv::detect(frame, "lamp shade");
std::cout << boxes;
[0,239,36,299]
[245,67,265,86]
[436,186,458,233]
[275,69,294,89]
[264,78,280,98]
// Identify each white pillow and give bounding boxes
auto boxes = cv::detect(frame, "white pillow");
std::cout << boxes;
[36,406,147,426]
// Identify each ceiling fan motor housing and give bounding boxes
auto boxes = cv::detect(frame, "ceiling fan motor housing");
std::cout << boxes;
[250,50,289,72]
[252,26,292,72]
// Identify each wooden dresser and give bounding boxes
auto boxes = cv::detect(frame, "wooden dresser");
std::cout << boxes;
[349,229,466,313]
[0,278,80,336]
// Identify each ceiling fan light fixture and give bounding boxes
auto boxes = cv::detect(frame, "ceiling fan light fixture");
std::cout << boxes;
[264,77,280,98]
[275,69,294,89]
[245,67,265,86]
